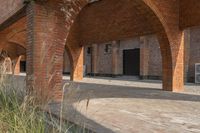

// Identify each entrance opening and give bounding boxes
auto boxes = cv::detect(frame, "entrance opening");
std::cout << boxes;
[63,49,71,75]
[20,61,26,72]
[123,48,140,76]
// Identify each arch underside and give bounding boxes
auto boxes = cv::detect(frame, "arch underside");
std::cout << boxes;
[0,16,26,59]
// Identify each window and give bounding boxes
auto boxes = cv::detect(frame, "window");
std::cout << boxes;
[87,47,92,55]
[104,44,112,54]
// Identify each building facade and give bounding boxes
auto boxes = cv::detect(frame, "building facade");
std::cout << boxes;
[1,0,200,100]
[63,27,200,83]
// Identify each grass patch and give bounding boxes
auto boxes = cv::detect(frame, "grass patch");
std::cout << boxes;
[0,59,91,133]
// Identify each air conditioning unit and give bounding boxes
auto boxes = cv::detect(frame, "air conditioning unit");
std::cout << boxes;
[195,63,200,83]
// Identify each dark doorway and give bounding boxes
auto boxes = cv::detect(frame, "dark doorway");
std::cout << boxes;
[20,61,26,72]
[123,49,140,76]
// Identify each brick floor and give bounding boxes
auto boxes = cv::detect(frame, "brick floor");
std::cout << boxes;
[16,74,200,133]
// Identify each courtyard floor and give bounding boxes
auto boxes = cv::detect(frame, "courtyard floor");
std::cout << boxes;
[17,74,200,133]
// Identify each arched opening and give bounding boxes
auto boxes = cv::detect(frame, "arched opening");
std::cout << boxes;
[0,42,26,75]
[19,55,26,74]
[22,0,198,131]
[64,0,173,91]
[25,0,184,101]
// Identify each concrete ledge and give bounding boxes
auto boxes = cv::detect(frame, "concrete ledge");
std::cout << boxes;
[86,73,123,77]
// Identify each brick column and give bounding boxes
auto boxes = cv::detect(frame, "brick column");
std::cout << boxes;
[70,47,84,81]
[112,41,120,76]
[172,33,184,92]
[157,33,174,92]
[91,44,98,75]
[140,36,149,79]
[26,1,67,101]
[184,29,190,82]
[143,0,184,92]
[67,20,84,81]
[12,56,21,75]
[157,31,184,92]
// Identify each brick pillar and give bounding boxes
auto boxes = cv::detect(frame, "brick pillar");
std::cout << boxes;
[70,47,84,81]
[157,33,174,92]
[158,32,184,92]
[140,36,149,79]
[91,44,98,75]
[171,32,184,92]
[67,13,84,81]
[12,56,21,75]
[184,29,190,82]
[112,41,120,76]
[26,1,66,102]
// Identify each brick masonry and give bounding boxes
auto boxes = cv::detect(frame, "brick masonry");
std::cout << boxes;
[187,27,200,82]
[63,35,162,80]
[1,0,200,100]
[64,29,200,83]
[64,29,199,82]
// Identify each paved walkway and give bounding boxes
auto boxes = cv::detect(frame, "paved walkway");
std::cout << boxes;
[15,74,200,133]
[52,76,200,133]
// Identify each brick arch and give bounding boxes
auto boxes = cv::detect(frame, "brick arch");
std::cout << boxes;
[65,15,84,81]
[1,42,26,59]
[4,27,27,75]
[6,28,26,59]
[0,19,27,59]
[7,29,27,49]
[143,0,184,91]
[64,0,177,91]
[0,41,25,75]
[27,0,184,100]
[142,0,175,91]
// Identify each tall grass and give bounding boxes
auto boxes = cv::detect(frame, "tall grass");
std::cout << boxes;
[0,56,91,133]
[0,56,47,132]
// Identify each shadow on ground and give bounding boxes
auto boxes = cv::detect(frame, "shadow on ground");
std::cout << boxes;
[48,79,200,133]
[13,75,200,133]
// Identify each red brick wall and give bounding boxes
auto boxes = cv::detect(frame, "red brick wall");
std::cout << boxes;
[82,35,162,78]
[148,35,162,78]
[187,27,200,82]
